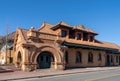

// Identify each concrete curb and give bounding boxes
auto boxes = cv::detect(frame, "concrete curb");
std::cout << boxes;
[2,67,119,81]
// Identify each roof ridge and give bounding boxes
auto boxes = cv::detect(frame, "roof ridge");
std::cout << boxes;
[58,21,70,26]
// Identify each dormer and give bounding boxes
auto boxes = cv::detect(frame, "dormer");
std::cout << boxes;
[73,25,98,42]
[51,22,98,43]
[51,21,71,38]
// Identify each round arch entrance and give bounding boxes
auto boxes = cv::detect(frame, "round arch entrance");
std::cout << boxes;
[37,51,54,69]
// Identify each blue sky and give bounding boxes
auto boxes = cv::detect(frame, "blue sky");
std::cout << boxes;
[0,0,120,45]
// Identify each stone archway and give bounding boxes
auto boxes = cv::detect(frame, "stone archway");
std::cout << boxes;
[31,46,64,70]
[37,51,54,69]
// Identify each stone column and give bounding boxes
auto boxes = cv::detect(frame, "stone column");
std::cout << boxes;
[60,45,68,70]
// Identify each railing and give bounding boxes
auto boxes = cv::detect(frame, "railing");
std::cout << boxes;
[39,33,57,40]
[27,31,64,41]
[27,31,36,37]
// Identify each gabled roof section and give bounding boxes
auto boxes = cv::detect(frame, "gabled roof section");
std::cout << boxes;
[15,28,28,42]
[20,28,28,41]
[38,22,57,35]
[13,28,28,51]
[51,21,72,30]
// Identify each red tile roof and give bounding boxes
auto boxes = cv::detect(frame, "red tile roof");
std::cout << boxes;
[18,21,120,51]
[38,22,57,35]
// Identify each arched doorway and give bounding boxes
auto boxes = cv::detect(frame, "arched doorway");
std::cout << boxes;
[37,51,54,69]
[106,55,110,66]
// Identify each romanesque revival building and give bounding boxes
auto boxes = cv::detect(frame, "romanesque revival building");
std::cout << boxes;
[13,21,120,71]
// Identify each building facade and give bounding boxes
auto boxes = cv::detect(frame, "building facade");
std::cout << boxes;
[0,45,14,64]
[13,22,120,71]
[0,32,15,65]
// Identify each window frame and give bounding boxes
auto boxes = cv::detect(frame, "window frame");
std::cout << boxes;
[76,51,82,63]
[88,52,93,63]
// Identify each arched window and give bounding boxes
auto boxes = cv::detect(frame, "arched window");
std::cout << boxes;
[18,52,22,62]
[98,53,102,61]
[76,51,82,63]
[65,51,68,63]
[88,52,93,63]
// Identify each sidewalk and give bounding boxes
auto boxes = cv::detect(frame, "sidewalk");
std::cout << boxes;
[0,66,120,81]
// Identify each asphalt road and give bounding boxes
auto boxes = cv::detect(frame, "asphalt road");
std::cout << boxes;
[13,69,120,81]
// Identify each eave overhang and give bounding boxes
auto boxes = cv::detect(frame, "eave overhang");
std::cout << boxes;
[63,42,120,54]
[74,29,98,35]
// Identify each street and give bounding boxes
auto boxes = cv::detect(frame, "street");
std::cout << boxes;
[12,69,120,81]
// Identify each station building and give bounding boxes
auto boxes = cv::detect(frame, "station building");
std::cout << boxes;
[13,22,120,71]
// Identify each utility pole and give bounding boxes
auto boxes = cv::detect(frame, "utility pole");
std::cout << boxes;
[5,23,9,64]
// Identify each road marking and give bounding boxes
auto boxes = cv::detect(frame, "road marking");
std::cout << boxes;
[85,73,120,81]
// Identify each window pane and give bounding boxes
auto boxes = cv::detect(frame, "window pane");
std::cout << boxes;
[88,52,93,62]
[89,36,93,42]
[77,34,81,40]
